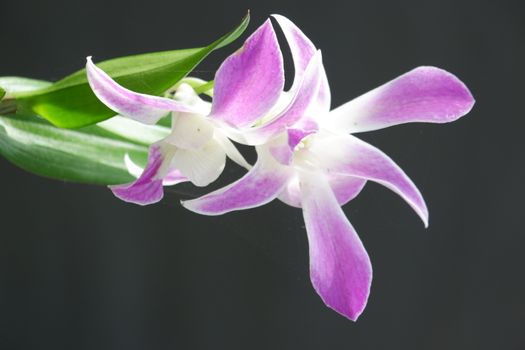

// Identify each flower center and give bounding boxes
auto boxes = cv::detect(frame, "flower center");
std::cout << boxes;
[293,137,310,152]
[292,134,317,169]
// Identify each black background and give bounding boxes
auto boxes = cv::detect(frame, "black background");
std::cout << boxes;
[1,0,524,349]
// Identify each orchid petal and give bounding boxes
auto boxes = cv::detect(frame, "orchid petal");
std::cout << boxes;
[123,153,186,186]
[170,138,226,187]
[268,133,294,166]
[300,170,372,321]
[213,130,252,170]
[310,133,428,226]
[181,148,291,215]
[110,145,168,205]
[272,14,314,85]
[326,66,475,133]
[251,51,323,143]
[277,175,301,207]
[162,169,187,186]
[329,175,367,206]
[278,173,366,208]
[315,63,331,113]
[165,113,214,149]
[272,14,331,111]
[86,58,202,124]
[220,51,323,145]
[210,20,284,128]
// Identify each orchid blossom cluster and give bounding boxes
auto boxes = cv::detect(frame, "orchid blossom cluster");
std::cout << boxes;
[86,15,474,320]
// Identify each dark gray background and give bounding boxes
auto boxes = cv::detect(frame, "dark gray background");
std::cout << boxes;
[1,0,523,349]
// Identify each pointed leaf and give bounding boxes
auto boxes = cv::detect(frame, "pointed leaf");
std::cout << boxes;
[0,77,51,96]
[0,77,170,185]
[12,13,249,128]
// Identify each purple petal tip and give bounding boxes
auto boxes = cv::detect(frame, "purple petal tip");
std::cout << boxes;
[109,181,164,206]
[414,66,476,120]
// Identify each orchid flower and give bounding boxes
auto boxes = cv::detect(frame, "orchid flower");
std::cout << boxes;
[181,15,475,320]
[86,19,297,205]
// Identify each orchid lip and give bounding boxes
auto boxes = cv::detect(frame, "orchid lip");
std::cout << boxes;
[288,128,315,150]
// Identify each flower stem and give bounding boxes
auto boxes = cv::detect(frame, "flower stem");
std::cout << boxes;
[193,80,214,95]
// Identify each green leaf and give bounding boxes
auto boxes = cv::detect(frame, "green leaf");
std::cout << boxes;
[0,87,5,100]
[13,12,249,129]
[0,114,149,184]
[0,77,51,96]
[0,78,170,185]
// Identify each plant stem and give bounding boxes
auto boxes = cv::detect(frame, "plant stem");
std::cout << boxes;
[193,80,214,95]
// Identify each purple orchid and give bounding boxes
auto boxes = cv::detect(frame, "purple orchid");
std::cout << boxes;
[86,19,298,204]
[181,15,475,320]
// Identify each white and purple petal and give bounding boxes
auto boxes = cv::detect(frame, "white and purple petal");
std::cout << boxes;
[169,139,226,187]
[181,148,291,215]
[123,153,187,186]
[272,14,315,90]
[162,169,187,186]
[300,170,372,321]
[278,173,366,208]
[86,57,203,124]
[110,145,168,205]
[251,51,323,143]
[310,133,429,226]
[268,133,294,166]
[272,14,331,112]
[220,51,323,146]
[210,20,284,128]
[326,66,475,133]
[328,174,367,206]
[164,113,215,149]
[213,130,252,170]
